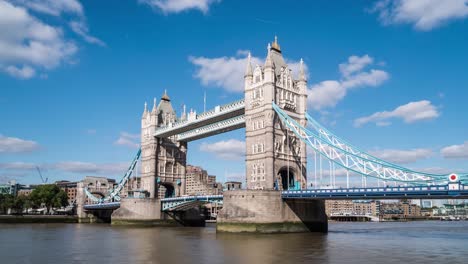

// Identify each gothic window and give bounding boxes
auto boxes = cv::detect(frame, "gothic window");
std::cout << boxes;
[255,76,260,83]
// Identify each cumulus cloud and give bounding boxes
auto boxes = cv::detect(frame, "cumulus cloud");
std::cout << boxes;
[0,0,104,79]
[371,0,468,31]
[114,132,140,149]
[0,161,130,177]
[11,0,84,16]
[4,65,35,79]
[0,134,40,153]
[69,20,105,46]
[441,141,468,159]
[369,148,433,164]
[0,0,77,78]
[140,0,220,14]
[354,100,439,127]
[200,139,245,160]
[190,51,307,93]
[52,161,129,175]
[308,55,389,110]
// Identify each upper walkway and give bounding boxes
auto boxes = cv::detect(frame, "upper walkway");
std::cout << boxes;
[154,99,245,141]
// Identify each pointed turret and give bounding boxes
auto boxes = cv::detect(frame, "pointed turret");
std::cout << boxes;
[152,97,157,113]
[265,44,273,69]
[271,35,281,52]
[299,58,306,81]
[244,52,253,77]
[142,101,148,118]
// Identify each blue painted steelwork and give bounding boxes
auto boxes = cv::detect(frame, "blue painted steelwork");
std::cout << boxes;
[84,183,468,211]
[272,102,468,185]
[282,183,468,200]
[161,195,223,211]
[84,149,141,203]
[83,202,121,210]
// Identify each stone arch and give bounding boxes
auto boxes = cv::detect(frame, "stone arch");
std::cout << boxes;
[277,166,297,191]
[158,182,175,198]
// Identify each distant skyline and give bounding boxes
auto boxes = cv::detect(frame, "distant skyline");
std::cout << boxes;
[1,0,468,185]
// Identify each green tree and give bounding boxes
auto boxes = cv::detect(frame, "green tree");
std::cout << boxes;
[29,185,69,213]
[0,194,15,214]
[11,195,30,215]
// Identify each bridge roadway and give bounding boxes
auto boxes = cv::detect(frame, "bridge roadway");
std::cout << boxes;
[153,99,245,141]
[83,183,468,211]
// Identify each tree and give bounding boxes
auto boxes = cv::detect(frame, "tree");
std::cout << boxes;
[0,194,15,214]
[29,185,69,214]
[11,195,30,215]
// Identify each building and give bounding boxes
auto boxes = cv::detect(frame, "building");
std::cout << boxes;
[325,200,354,216]
[185,165,221,196]
[325,200,380,217]
[224,181,242,191]
[380,201,421,219]
[0,181,20,196]
[55,180,79,204]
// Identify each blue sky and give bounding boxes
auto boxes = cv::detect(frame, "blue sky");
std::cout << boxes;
[1,0,468,186]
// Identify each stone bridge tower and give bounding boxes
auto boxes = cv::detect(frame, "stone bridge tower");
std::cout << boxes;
[140,91,187,199]
[244,37,308,191]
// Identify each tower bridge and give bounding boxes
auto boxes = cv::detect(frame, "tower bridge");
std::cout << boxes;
[80,38,468,232]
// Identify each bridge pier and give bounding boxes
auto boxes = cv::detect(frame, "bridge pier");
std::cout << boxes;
[217,190,327,233]
[111,198,177,226]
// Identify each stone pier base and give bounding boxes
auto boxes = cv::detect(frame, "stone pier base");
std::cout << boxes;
[111,198,177,226]
[217,190,327,233]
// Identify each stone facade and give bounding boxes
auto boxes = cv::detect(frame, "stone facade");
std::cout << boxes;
[185,165,222,196]
[244,37,308,191]
[140,92,187,199]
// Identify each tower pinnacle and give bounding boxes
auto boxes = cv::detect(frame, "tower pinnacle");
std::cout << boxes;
[245,52,253,77]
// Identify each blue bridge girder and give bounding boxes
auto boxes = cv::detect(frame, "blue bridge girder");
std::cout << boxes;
[161,195,223,212]
[282,184,468,200]
[83,202,121,210]
[83,183,468,212]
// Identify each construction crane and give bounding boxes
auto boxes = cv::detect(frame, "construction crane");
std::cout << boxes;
[36,166,48,184]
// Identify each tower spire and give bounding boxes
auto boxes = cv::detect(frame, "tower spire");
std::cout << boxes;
[265,45,273,68]
[152,97,157,112]
[245,52,253,77]
[299,58,306,81]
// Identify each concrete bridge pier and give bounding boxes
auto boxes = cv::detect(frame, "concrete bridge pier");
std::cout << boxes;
[217,190,328,233]
[111,198,206,226]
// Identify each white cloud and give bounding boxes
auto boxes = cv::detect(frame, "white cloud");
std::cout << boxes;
[0,0,77,78]
[0,161,130,177]
[52,161,129,175]
[69,20,105,46]
[190,51,307,93]
[4,65,35,79]
[371,0,468,31]
[369,148,433,164]
[0,134,40,153]
[0,162,37,170]
[140,0,220,14]
[441,141,468,159]
[12,0,84,16]
[308,55,389,110]
[200,139,245,160]
[114,132,140,149]
[354,100,439,127]
[339,55,373,77]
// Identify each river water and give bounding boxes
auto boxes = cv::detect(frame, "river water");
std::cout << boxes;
[0,221,467,264]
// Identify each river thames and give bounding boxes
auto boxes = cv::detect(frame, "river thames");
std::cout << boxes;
[0,221,467,264]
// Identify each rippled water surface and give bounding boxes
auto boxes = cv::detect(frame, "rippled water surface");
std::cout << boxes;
[1,221,467,264]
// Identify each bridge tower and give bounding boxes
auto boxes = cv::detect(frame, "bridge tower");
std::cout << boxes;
[218,38,327,233]
[244,37,308,190]
[140,91,187,199]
